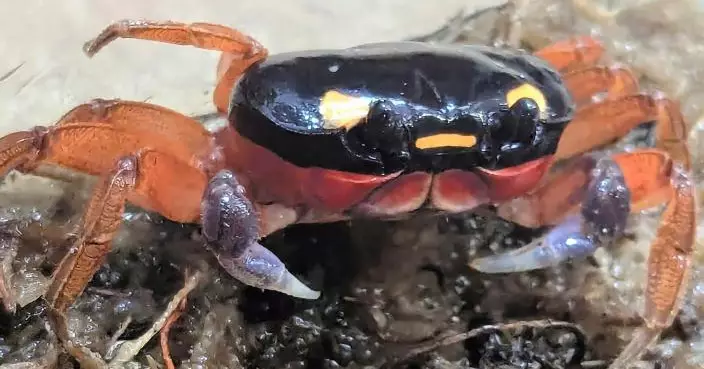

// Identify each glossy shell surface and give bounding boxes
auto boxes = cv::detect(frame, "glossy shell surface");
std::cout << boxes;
[230,42,575,175]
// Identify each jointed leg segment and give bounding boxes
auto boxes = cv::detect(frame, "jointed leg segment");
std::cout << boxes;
[0,19,314,312]
[561,65,640,105]
[45,156,137,312]
[473,36,697,369]
[534,36,605,72]
[55,98,225,175]
[0,97,316,311]
[83,20,269,113]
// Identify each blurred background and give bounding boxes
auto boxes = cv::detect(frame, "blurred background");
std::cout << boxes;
[0,0,496,132]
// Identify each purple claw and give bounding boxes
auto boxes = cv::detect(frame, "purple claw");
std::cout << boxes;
[471,157,631,273]
[201,170,320,299]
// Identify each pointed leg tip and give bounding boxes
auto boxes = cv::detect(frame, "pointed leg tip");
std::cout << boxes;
[607,326,662,369]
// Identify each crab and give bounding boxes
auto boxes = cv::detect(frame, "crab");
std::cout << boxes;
[0,20,695,369]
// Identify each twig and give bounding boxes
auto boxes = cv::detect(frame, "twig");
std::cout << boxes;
[85,287,130,298]
[0,62,24,83]
[108,270,201,368]
[161,290,188,369]
[105,315,132,356]
[408,1,512,43]
[378,319,587,369]
[0,235,19,313]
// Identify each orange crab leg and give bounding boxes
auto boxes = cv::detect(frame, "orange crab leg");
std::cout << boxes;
[560,65,640,106]
[45,156,137,312]
[554,94,660,161]
[642,165,696,335]
[0,121,209,222]
[0,113,319,311]
[0,112,211,311]
[54,98,224,174]
[533,36,605,72]
[83,20,268,113]
[605,153,696,369]
[653,96,691,170]
[608,98,695,369]
[476,91,695,369]
[57,99,213,155]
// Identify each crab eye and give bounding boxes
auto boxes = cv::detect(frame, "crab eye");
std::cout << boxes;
[347,100,410,170]
[493,97,539,145]
[511,97,540,124]
[506,83,547,114]
[484,96,544,169]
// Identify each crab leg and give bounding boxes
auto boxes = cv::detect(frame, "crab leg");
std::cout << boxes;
[56,99,214,154]
[533,35,605,72]
[0,121,208,311]
[0,121,208,222]
[53,98,224,174]
[653,97,691,170]
[560,65,640,106]
[83,20,268,113]
[554,93,660,161]
[201,170,320,299]
[45,156,137,312]
[608,96,695,369]
[471,155,630,272]
[610,157,695,369]
[474,95,695,368]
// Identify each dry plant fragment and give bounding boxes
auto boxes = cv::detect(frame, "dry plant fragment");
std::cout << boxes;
[379,319,587,369]
[108,270,200,367]
[0,234,19,313]
[47,270,201,369]
[160,284,188,369]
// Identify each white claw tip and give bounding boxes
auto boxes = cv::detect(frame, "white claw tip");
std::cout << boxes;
[277,271,321,300]
[469,255,523,274]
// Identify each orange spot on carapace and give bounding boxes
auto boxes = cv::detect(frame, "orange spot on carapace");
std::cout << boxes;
[415,133,477,150]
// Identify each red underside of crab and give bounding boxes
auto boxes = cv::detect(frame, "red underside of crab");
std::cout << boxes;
[217,125,554,217]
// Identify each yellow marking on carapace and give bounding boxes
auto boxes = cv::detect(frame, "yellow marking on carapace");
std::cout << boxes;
[319,90,371,130]
[506,83,547,112]
[415,134,477,150]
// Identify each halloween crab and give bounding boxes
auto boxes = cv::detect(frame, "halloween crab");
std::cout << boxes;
[0,20,695,369]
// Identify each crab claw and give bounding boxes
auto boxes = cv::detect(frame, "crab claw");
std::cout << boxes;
[214,240,321,299]
[471,157,630,273]
[471,214,595,273]
[201,170,320,299]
